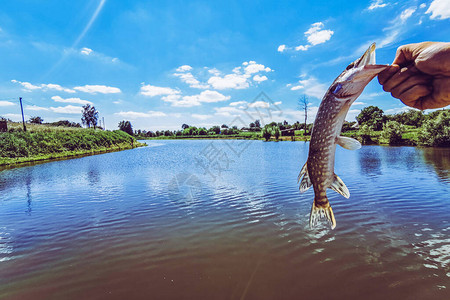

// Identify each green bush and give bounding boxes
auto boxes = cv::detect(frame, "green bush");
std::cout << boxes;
[418,110,450,147]
[380,121,404,145]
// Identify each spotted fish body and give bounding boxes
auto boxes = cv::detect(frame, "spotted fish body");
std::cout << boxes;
[298,43,388,229]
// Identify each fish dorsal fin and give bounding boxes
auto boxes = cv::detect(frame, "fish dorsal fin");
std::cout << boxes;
[298,162,312,193]
[329,174,350,198]
[336,136,361,150]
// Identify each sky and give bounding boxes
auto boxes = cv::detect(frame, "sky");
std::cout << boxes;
[0,0,449,131]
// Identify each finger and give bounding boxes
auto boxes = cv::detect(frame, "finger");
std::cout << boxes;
[378,64,400,85]
[396,85,432,109]
[382,66,424,92]
[392,45,415,66]
[389,75,432,99]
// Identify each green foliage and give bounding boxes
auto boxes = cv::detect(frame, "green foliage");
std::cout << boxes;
[49,120,82,127]
[359,124,373,145]
[29,116,44,124]
[418,110,450,147]
[390,109,424,127]
[356,106,384,130]
[380,121,404,145]
[118,120,133,136]
[273,126,281,140]
[81,104,99,128]
[261,126,272,141]
[0,129,136,159]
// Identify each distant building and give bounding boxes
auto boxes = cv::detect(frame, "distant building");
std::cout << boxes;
[281,128,295,136]
[0,120,7,132]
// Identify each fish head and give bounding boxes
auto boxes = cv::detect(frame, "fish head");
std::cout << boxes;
[331,43,388,100]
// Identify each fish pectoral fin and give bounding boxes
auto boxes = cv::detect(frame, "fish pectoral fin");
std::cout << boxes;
[336,136,361,150]
[329,174,350,198]
[297,162,308,183]
[298,163,312,193]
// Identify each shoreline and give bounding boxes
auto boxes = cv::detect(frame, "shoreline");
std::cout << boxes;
[0,142,146,170]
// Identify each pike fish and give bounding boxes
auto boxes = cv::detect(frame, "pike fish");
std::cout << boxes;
[298,43,388,229]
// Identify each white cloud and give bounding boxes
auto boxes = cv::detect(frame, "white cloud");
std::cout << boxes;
[368,0,387,10]
[208,73,250,90]
[174,72,209,89]
[0,101,15,106]
[162,90,230,107]
[229,101,248,107]
[74,85,121,94]
[50,105,82,114]
[51,96,93,105]
[426,0,450,19]
[420,3,426,9]
[140,84,180,97]
[115,110,167,119]
[207,61,271,90]
[11,80,41,91]
[176,65,193,72]
[208,68,221,76]
[376,7,417,49]
[253,75,268,82]
[214,106,242,116]
[41,83,76,93]
[243,61,271,74]
[295,45,310,51]
[400,7,417,22]
[305,22,334,46]
[290,75,327,99]
[25,105,49,111]
[353,102,366,106]
[277,44,286,52]
[11,80,76,93]
[192,114,212,120]
[81,47,93,55]
[295,22,334,51]
[248,101,270,108]
[274,101,282,106]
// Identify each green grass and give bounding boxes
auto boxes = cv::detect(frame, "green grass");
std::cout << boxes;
[0,122,145,167]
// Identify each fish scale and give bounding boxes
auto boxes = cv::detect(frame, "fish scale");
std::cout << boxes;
[298,43,388,229]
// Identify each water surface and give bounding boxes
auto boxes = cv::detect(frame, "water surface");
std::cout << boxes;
[1,140,449,299]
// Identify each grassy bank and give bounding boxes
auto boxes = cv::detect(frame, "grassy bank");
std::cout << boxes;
[0,123,145,167]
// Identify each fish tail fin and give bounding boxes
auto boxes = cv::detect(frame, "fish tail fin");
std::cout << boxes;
[309,197,336,230]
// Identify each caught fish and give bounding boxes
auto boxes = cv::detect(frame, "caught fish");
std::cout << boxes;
[298,43,388,229]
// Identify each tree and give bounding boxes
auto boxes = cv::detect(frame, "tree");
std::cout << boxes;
[254,120,261,128]
[81,104,99,128]
[29,116,43,124]
[380,121,403,145]
[261,126,272,141]
[418,110,450,147]
[298,95,309,135]
[249,122,255,128]
[273,126,281,141]
[221,124,228,128]
[182,124,189,130]
[118,120,133,135]
[209,126,220,134]
[356,106,384,130]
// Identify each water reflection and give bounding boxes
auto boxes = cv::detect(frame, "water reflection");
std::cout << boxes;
[420,148,450,183]
[358,146,382,176]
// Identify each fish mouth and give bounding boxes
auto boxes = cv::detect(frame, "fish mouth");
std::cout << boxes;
[352,43,388,81]
[356,42,376,68]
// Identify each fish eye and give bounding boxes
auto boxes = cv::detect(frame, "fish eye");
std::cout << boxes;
[346,62,354,70]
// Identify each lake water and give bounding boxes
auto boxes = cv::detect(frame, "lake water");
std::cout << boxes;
[1,140,449,299]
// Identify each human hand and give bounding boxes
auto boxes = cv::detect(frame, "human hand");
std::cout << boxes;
[378,42,450,110]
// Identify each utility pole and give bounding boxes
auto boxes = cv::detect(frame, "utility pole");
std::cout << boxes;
[19,97,26,132]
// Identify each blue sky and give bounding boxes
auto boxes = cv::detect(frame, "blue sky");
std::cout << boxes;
[0,0,449,131]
